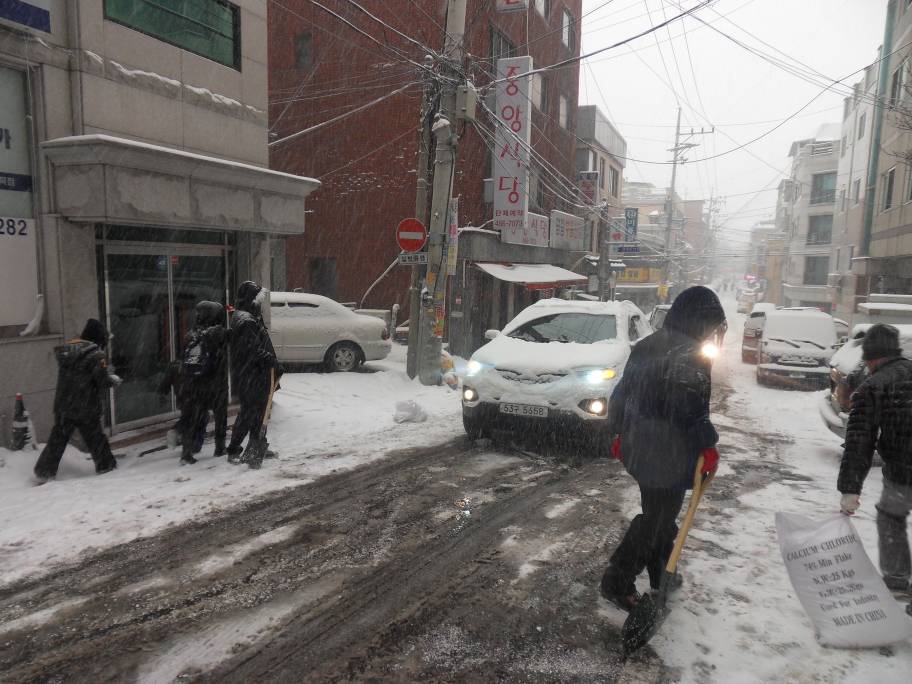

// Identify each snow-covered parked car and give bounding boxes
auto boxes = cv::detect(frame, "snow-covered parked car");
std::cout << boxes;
[461,299,652,447]
[648,304,671,330]
[818,324,912,438]
[268,291,391,371]
[741,302,777,363]
[756,310,839,389]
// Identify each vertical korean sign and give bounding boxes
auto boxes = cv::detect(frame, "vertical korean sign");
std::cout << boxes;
[0,66,38,327]
[493,56,532,242]
[446,198,458,277]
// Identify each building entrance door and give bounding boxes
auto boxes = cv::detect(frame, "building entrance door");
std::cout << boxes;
[104,247,227,430]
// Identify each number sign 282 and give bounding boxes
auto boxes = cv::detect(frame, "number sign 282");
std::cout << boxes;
[1,218,28,236]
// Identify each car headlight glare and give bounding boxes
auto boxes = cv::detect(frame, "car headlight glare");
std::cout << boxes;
[466,360,483,376]
[589,399,606,415]
[583,368,618,384]
[463,387,477,402]
[701,342,720,360]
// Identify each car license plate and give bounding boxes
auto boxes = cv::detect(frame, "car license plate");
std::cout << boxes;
[788,372,806,379]
[499,403,548,418]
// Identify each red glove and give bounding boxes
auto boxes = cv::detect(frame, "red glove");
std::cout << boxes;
[700,447,719,475]
[611,436,622,461]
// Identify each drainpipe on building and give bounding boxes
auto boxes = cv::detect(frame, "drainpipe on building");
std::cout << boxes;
[861,0,896,259]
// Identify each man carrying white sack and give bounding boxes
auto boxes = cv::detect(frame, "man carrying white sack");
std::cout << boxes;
[837,323,912,593]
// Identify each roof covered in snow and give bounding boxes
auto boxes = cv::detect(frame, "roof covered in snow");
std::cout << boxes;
[475,263,586,288]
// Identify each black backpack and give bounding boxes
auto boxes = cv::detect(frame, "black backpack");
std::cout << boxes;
[181,331,213,378]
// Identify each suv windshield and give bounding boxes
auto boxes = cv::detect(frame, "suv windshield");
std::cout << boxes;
[507,313,618,344]
[764,314,836,347]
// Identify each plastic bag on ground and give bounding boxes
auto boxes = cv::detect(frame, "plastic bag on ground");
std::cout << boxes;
[775,511,912,648]
[393,400,427,424]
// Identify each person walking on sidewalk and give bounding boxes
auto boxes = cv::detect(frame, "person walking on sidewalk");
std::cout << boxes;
[176,301,229,465]
[33,319,122,482]
[600,286,725,612]
[227,281,281,468]
[837,323,912,592]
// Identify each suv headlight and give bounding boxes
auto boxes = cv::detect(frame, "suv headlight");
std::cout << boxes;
[466,360,484,376]
[576,367,618,384]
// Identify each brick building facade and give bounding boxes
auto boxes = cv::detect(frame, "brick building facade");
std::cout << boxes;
[267,0,582,313]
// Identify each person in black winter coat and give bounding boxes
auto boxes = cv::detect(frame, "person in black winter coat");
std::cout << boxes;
[176,301,229,465]
[600,286,725,611]
[227,281,281,468]
[34,319,121,482]
[837,323,912,591]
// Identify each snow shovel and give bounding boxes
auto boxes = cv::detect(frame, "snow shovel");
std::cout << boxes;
[247,368,278,469]
[621,455,714,656]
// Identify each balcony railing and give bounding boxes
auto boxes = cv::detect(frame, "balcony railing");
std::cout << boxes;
[810,190,836,205]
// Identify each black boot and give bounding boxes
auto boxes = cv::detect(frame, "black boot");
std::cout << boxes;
[227,443,245,465]
[262,439,278,459]
[213,439,226,457]
[600,565,641,613]
[245,439,264,470]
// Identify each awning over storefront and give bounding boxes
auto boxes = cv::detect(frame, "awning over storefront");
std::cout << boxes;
[475,262,587,290]
[41,134,320,234]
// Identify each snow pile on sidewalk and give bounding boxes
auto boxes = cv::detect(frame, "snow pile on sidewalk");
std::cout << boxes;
[640,296,912,682]
[0,346,462,588]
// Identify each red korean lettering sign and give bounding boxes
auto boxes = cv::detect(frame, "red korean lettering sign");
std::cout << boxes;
[496,0,528,11]
[494,56,532,244]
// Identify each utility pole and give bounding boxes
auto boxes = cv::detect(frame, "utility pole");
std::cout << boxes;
[663,107,711,299]
[417,0,467,385]
[597,205,611,301]
[406,62,434,379]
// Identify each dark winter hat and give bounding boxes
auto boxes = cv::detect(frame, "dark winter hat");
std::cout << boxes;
[236,280,262,307]
[196,300,225,326]
[663,286,726,342]
[81,318,108,349]
[862,323,902,361]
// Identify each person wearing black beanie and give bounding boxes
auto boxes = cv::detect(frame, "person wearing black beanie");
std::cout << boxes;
[600,286,726,612]
[838,323,912,592]
[34,318,122,482]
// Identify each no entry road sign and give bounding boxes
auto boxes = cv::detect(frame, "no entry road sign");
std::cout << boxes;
[396,218,427,253]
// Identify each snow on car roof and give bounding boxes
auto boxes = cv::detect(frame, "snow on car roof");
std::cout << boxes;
[503,298,644,334]
[751,302,777,313]
[270,291,347,310]
[857,302,912,314]
[763,310,837,343]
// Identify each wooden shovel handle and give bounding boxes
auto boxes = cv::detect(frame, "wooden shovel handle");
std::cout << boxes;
[262,368,277,427]
[665,455,715,574]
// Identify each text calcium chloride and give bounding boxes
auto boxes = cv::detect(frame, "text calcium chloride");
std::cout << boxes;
[776,512,912,648]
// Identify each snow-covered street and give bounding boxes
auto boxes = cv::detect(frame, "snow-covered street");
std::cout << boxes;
[2,297,912,682]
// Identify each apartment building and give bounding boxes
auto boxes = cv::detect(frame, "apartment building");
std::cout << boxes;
[0,1,318,442]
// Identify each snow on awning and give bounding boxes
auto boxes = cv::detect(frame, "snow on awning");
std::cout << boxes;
[475,262,587,290]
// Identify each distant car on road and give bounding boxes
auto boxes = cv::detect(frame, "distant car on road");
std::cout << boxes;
[818,324,912,438]
[461,299,652,450]
[268,291,391,371]
[741,302,777,363]
[757,310,839,389]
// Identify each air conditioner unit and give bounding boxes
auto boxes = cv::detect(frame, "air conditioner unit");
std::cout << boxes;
[827,272,843,288]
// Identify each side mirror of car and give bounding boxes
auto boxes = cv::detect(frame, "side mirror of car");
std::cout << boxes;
[484,329,500,340]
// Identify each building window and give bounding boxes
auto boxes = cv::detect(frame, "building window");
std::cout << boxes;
[531,73,547,111]
[534,0,550,18]
[804,256,829,286]
[559,95,569,129]
[810,172,836,205]
[857,112,866,140]
[561,9,574,51]
[883,167,896,210]
[839,188,846,212]
[295,32,314,71]
[848,245,855,267]
[104,0,241,70]
[840,135,847,157]
[891,61,907,104]
[491,28,516,63]
[853,178,861,204]
[599,158,606,190]
[807,214,833,245]
[609,166,620,198]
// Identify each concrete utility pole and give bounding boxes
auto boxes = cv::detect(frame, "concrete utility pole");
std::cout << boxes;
[597,206,611,301]
[406,64,434,380]
[417,0,467,385]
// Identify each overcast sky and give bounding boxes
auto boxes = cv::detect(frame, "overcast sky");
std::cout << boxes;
[579,0,887,250]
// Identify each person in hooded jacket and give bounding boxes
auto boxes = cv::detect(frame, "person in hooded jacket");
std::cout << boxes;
[34,318,122,482]
[227,281,281,467]
[600,286,725,611]
[176,301,229,465]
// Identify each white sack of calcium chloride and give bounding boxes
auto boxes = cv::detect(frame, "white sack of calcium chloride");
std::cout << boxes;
[775,512,912,648]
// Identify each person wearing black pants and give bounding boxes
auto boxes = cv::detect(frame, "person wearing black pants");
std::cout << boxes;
[601,287,725,611]
[227,281,281,468]
[34,319,121,482]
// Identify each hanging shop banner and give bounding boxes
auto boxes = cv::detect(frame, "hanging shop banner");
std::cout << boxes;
[549,210,586,251]
[501,208,549,247]
[625,207,639,240]
[493,56,532,241]
[0,0,50,34]
[496,0,528,11]
[578,170,600,205]
[446,198,459,276]
[0,66,38,327]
